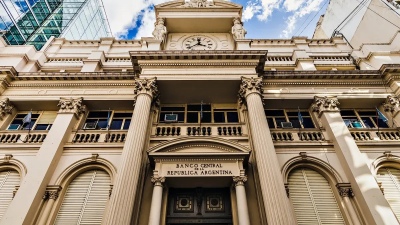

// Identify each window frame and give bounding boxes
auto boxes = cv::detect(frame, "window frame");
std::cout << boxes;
[158,104,240,124]
[341,109,388,129]
[264,109,315,129]
[83,111,132,130]
[6,112,53,131]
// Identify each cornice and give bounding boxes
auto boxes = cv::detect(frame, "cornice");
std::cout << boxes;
[263,81,384,86]
[9,82,135,88]
[263,70,380,79]
[15,72,137,81]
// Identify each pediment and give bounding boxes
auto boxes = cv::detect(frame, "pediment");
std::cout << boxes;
[148,137,250,155]
[156,0,242,9]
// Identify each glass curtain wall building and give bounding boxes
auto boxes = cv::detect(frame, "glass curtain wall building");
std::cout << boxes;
[0,0,111,50]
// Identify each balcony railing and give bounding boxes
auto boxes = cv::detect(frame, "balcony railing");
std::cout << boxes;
[71,130,128,143]
[350,128,400,141]
[0,131,48,143]
[270,129,325,142]
[152,124,247,137]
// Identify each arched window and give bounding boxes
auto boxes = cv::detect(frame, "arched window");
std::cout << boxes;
[0,170,20,220]
[376,167,400,220]
[288,168,345,225]
[54,170,111,224]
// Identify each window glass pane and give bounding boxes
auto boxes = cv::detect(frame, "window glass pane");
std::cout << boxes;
[201,112,211,123]
[97,119,108,129]
[123,119,131,129]
[265,110,285,116]
[267,118,275,128]
[340,110,356,116]
[302,118,315,128]
[187,105,201,111]
[160,107,184,111]
[35,124,50,130]
[214,112,225,123]
[113,113,132,118]
[187,112,198,123]
[289,119,301,128]
[227,112,239,123]
[358,111,375,116]
[362,118,375,128]
[110,119,122,130]
[378,119,389,128]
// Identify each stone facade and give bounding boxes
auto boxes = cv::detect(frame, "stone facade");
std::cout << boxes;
[0,0,399,225]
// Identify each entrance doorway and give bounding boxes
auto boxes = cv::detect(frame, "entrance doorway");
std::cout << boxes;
[166,188,233,225]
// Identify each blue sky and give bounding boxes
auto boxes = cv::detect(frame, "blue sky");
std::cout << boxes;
[103,0,329,40]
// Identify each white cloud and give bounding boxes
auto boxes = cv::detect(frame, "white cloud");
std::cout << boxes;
[256,0,282,21]
[281,0,324,38]
[283,0,306,12]
[242,2,261,21]
[102,0,169,39]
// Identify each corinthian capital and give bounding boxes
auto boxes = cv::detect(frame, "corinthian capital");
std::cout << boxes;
[383,95,400,116]
[151,176,165,187]
[336,183,354,198]
[311,96,340,117]
[233,176,248,186]
[238,77,263,102]
[43,185,62,200]
[134,78,159,99]
[57,97,86,116]
[0,98,14,120]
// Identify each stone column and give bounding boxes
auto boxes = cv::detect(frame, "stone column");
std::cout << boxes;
[238,77,296,225]
[102,78,158,225]
[0,97,85,225]
[382,95,400,127]
[37,185,62,225]
[312,96,398,225]
[233,176,250,225]
[148,176,165,225]
[336,183,361,225]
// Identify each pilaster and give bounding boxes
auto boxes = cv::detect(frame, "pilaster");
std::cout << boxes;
[103,78,158,225]
[311,96,398,225]
[0,98,85,225]
[336,183,361,225]
[238,77,296,225]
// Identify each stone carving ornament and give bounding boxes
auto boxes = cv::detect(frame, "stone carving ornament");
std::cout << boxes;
[238,77,263,102]
[383,95,400,115]
[311,96,340,115]
[57,97,86,116]
[181,0,214,7]
[152,17,167,42]
[233,176,248,186]
[151,176,165,187]
[231,17,247,39]
[134,78,159,98]
[0,98,14,120]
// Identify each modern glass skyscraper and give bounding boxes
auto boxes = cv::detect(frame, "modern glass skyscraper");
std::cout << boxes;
[0,0,111,50]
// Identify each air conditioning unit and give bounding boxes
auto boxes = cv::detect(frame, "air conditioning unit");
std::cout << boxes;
[83,122,97,130]
[281,122,293,128]
[7,124,20,130]
[164,114,178,122]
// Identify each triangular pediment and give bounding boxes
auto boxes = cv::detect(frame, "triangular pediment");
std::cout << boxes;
[156,0,242,9]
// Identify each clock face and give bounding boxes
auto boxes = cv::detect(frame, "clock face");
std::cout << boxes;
[183,36,217,50]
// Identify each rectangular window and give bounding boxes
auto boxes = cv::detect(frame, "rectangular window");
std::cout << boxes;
[265,109,315,129]
[7,112,56,131]
[83,111,132,130]
[158,104,239,124]
[341,109,389,128]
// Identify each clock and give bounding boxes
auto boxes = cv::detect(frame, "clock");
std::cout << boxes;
[183,35,217,50]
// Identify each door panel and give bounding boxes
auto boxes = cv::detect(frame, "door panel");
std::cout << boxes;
[167,188,232,225]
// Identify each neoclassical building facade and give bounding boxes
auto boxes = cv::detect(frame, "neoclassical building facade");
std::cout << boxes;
[0,0,399,225]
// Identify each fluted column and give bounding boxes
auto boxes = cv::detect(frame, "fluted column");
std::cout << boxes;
[238,77,296,225]
[1,97,86,225]
[102,78,158,225]
[148,176,165,225]
[233,176,250,225]
[312,96,398,225]
[37,185,62,225]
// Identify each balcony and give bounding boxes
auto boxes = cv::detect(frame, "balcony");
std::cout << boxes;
[71,130,127,143]
[0,131,48,144]
[270,129,325,142]
[152,124,248,138]
[349,128,400,141]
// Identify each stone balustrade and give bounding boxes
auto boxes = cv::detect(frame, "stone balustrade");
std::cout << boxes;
[349,128,400,141]
[271,129,325,142]
[152,124,247,137]
[0,131,48,143]
[71,130,127,143]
